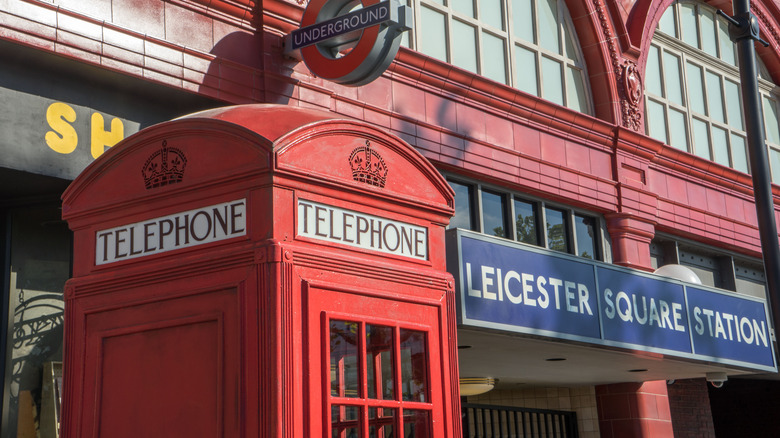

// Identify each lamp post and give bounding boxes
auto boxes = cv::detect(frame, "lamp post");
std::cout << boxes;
[720,1,780,361]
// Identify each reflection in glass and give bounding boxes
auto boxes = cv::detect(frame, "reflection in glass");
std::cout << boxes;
[481,190,507,237]
[403,410,432,438]
[366,325,394,400]
[400,329,428,402]
[545,207,568,253]
[574,214,598,259]
[369,408,396,438]
[330,320,360,398]
[332,405,360,438]
[514,199,538,245]
[448,181,474,230]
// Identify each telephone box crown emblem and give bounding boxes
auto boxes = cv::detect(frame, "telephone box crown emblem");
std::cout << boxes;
[349,140,388,188]
[142,140,187,189]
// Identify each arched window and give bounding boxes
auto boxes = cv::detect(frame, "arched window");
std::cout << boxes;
[405,0,592,114]
[645,0,780,182]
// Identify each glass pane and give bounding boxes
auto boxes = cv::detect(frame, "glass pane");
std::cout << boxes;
[332,405,360,438]
[452,20,478,73]
[545,207,568,253]
[451,0,474,18]
[718,18,736,65]
[369,408,396,438]
[680,3,699,48]
[366,325,394,400]
[541,56,564,106]
[574,214,598,259]
[538,0,560,54]
[3,205,70,438]
[420,7,447,61]
[563,20,577,60]
[480,0,504,30]
[663,51,683,105]
[330,320,360,398]
[448,181,473,230]
[692,118,711,160]
[646,45,663,96]
[400,329,428,402]
[565,65,587,113]
[512,0,534,43]
[482,190,507,237]
[771,148,780,184]
[700,8,717,58]
[482,32,508,84]
[658,6,676,37]
[686,62,706,114]
[706,71,725,123]
[763,96,780,144]
[731,134,748,173]
[514,198,538,245]
[668,107,689,151]
[646,99,668,144]
[724,79,743,130]
[403,410,432,438]
[514,45,538,95]
[711,126,730,167]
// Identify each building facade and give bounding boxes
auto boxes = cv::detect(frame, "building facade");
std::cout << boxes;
[1,0,780,436]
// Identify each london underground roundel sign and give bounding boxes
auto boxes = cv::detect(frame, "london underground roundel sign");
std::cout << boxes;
[286,0,412,86]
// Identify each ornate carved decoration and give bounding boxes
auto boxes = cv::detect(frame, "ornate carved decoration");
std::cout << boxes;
[349,140,388,188]
[593,0,643,131]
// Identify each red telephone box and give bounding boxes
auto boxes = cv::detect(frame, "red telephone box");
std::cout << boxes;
[61,104,460,437]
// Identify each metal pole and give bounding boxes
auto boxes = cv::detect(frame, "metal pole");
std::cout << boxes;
[723,0,780,361]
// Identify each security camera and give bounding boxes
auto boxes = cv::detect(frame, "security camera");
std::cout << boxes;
[706,372,727,388]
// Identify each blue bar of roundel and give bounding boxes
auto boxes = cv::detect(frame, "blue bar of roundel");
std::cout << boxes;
[460,236,601,339]
[686,286,775,368]
[598,268,691,353]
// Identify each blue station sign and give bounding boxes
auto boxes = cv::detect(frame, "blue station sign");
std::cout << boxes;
[447,229,776,372]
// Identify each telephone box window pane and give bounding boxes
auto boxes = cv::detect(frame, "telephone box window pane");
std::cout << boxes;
[574,214,598,260]
[400,329,428,402]
[481,190,507,238]
[545,207,568,253]
[514,199,538,245]
[452,20,478,73]
[366,325,394,400]
[403,410,432,438]
[369,408,396,438]
[332,405,361,438]
[448,181,474,230]
[420,7,447,61]
[330,320,360,398]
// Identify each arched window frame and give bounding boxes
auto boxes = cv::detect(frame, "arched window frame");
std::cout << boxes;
[403,0,593,114]
[645,0,780,181]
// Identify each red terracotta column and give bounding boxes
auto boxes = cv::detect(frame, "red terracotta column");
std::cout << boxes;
[604,212,656,271]
[596,381,674,438]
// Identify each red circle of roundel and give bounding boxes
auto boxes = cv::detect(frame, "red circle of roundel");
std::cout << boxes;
[300,0,383,83]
